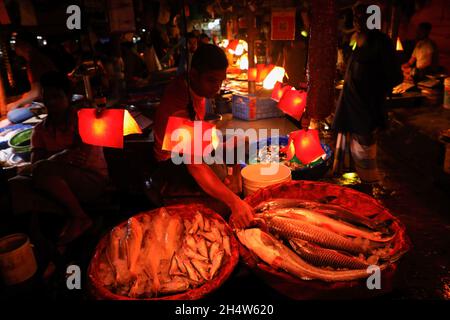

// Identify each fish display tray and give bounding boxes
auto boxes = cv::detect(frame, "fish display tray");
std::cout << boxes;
[240,181,411,300]
[232,93,284,121]
[88,203,240,300]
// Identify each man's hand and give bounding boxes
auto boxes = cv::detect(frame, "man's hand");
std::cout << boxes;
[230,199,254,229]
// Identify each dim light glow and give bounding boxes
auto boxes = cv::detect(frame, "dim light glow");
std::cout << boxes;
[350,37,357,51]
[256,64,275,83]
[263,66,285,90]
[238,54,249,70]
[340,172,361,185]
[220,39,229,48]
[301,30,308,37]
[248,67,257,81]
[123,110,142,136]
[234,43,245,56]
[396,37,403,51]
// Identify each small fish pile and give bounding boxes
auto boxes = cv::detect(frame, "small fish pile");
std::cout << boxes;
[237,198,407,282]
[95,208,232,298]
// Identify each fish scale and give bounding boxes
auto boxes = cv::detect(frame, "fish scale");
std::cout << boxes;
[289,239,369,269]
[265,216,368,255]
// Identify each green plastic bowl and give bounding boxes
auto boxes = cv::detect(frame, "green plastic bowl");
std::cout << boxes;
[8,128,32,154]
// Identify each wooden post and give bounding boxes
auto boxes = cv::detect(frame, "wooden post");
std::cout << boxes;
[305,0,337,120]
[247,11,256,95]
[0,73,6,117]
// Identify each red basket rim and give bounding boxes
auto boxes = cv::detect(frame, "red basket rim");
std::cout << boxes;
[88,204,240,300]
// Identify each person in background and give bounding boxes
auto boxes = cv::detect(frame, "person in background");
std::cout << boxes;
[152,44,253,228]
[177,32,198,75]
[332,3,403,197]
[199,33,210,45]
[9,71,109,246]
[120,33,149,84]
[402,22,439,82]
[6,32,57,123]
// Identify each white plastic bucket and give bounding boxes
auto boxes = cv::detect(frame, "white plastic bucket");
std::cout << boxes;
[241,163,291,196]
[0,233,37,285]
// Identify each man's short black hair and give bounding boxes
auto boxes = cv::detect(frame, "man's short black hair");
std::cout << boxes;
[199,33,209,40]
[40,71,72,96]
[418,22,432,33]
[191,44,228,74]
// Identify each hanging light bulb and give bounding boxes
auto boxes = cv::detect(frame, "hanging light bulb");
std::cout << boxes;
[262,66,285,90]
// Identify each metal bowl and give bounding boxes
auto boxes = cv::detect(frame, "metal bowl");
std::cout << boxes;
[8,128,32,161]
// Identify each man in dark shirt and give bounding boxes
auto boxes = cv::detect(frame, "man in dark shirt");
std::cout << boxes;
[153,44,253,228]
[333,3,402,196]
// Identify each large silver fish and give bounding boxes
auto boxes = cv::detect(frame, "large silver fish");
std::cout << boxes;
[255,198,387,230]
[237,228,387,282]
[125,217,143,275]
[260,215,369,255]
[289,239,370,269]
[262,208,394,242]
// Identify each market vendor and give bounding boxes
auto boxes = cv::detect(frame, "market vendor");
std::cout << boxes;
[401,22,439,82]
[6,31,57,114]
[332,3,403,197]
[9,71,109,246]
[153,44,254,228]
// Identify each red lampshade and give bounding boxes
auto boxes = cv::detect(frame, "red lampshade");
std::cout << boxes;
[277,89,307,121]
[271,81,292,102]
[256,64,274,83]
[282,129,325,164]
[162,116,219,163]
[248,67,257,81]
[78,109,142,149]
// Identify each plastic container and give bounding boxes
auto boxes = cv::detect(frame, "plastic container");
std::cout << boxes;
[241,163,291,196]
[0,233,37,285]
[232,93,284,121]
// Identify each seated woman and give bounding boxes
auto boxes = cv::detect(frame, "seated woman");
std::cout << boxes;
[9,71,109,246]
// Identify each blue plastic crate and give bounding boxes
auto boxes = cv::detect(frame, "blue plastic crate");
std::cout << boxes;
[232,93,284,121]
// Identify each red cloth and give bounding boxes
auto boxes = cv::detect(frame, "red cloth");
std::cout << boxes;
[153,75,205,162]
